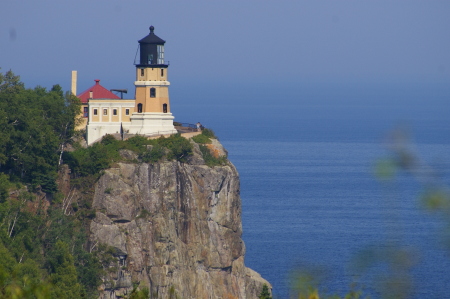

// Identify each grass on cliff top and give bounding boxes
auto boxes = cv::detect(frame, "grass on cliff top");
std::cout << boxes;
[63,134,193,177]
[191,128,217,144]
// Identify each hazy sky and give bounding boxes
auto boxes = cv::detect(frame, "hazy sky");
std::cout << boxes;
[1,1,450,94]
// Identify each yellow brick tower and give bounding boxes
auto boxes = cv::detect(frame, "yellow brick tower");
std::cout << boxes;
[127,26,177,135]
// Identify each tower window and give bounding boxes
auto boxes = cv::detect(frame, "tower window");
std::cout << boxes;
[93,109,98,115]
[83,107,88,117]
[157,45,164,64]
[125,109,130,115]
[113,109,117,116]
[103,109,108,115]
[163,103,167,113]
[150,88,156,98]
[161,69,164,77]
[140,69,144,76]
[137,103,143,113]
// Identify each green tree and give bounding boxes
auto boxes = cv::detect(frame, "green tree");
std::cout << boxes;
[0,70,80,192]
[258,284,272,299]
[0,174,10,203]
[0,70,103,298]
[48,240,83,298]
[0,69,24,94]
[0,242,50,299]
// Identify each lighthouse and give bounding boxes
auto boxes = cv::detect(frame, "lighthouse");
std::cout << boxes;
[83,26,178,145]
[127,26,177,136]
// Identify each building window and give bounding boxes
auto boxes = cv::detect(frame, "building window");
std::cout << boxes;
[125,109,130,115]
[163,103,167,113]
[93,109,98,115]
[140,69,144,76]
[137,103,143,113]
[103,109,108,115]
[161,69,164,77]
[150,88,156,98]
[113,109,117,116]
[83,107,88,117]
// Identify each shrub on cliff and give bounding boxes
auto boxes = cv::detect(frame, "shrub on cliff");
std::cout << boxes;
[65,133,195,177]
[157,134,193,163]
[199,144,227,167]
[63,140,120,177]
[201,128,217,139]
[140,145,165,163]
[65,135,156,177]
[126,135,157,149]
[192,128,218,145]
[127,286,150,299]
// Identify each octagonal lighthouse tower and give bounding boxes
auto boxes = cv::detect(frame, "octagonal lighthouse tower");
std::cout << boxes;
[127,26,177,136]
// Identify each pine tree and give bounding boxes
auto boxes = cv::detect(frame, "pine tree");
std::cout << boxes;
[259,284,272,299]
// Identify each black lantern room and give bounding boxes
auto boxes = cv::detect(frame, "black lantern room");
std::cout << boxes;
[136,26,168,67]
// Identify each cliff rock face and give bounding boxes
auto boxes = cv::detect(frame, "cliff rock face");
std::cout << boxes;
[89,142,270,298]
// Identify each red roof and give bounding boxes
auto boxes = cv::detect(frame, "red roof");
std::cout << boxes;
[77,79,120,103]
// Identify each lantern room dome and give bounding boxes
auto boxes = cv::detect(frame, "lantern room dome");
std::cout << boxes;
[138,26,165,44]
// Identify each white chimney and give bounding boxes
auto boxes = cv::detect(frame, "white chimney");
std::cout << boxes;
[71,70,77,96]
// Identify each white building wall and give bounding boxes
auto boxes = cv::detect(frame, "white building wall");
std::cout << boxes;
[86,100,135,145]
[87,123,122,145]
[86,100,177,145]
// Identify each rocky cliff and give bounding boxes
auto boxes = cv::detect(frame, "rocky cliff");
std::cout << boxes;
[88,141,270,298]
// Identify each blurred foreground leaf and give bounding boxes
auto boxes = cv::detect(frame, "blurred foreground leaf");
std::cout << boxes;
[375,159,397,180]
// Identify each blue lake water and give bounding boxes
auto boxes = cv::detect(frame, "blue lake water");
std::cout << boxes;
[172,82,450,298]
